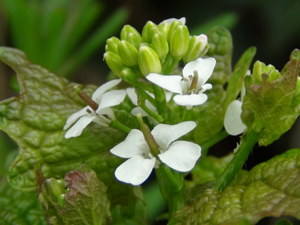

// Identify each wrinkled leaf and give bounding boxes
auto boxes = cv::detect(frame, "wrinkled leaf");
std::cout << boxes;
[206,26,233,85]
[38,166,112,225]
[0,47,139,216]
[0,179,46,225]
[169,148,300,225]
[241,49,300,146]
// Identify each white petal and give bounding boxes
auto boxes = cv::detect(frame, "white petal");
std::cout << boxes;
[131,107,148,117]
[114,155,156,185]
[151,121,196,150]
[64,116,94,138]
[63,106,90,130]
[126,88,138,106]
[201,83,212,92]
[224,100,247,136]
[173,93,208,107]
[159,17,186,25]
[92,79,121,102]
[165,92,173,102]
[97,107,115,120]
[182,58,216,86]
[147,73,183,94]
[110,129,149,158]
[96,90,126,112]
[158,141,201,172]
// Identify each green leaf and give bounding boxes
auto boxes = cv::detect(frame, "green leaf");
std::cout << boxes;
[0,179,46,225]
[38,166,112,225]
[206,27,233,85]
[0,47,140,217]
[169,148,300,225]
[241,49,300,146]
[224,47,256,109]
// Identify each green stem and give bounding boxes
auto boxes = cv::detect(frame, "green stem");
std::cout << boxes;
[110,119,131,134]
[201,130,229,156]
[163,57,180,75]
[161,54,173,74]
[213,129,260,192]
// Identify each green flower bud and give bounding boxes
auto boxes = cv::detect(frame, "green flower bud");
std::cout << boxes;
[57,194,65,208]
[117,40,139,67]
[158,22,170,37]
[252,61,276,84]
[151,33,169,61]
[120,25,142,49]
[104,51,124,76]
[167,20,183,43]
[183,34,208,63]
[142,21,156,43]
[138,46,161,76]
[44,178,65,202]
[169,25,190,59]
[105,37,120,54]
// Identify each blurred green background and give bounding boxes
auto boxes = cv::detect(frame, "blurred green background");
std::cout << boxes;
[0,0,300,224]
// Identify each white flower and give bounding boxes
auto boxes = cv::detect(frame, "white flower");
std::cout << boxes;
[146,57,216,109]
[160,17,186,25]
[64,79,126,138]
[224,79,248,136]
[110,121,201,185]
[126,88,172,117]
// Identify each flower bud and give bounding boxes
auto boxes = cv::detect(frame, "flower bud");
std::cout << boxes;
[44,178,65,202]
[151,33,169,61]
[138,46,161,76]
[158,22,170,36]
[268,70,281,81]
[104,51,124,76]
[167,20,183,43]
[120,25,142,43]
[126,32,141,49]
[252,61,276,84]
[117,40,139,67]
[169,25,190,59]
[183,34,208,63]
[142,21,156,43]
[105,37,120,55]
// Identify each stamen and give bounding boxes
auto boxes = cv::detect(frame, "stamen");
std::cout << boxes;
[189,70,198,90]
[74,86,99,111]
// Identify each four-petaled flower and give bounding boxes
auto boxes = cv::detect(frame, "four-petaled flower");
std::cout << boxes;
[146,58,216,109]
[110,121,201,185]
[64,79,126,138]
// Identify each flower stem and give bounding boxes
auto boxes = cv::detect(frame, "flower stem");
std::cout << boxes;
[110,119,131,134]
[213,129,260,192]
[201,130,229,156]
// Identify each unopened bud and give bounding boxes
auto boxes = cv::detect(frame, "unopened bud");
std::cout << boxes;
[142,21,156,43]
[253,61,276,84]
[167,20,183,43]
[117,40,139,67]
[158,22,170,37]
[44,178,65,201]
[183,34,208,63]
[151,33,169,61]
[120,25,142,50]
[268,70,281,81]
[105,37,120,54]
[138,46,161,76]
[104,51,124,76]
[169,25,190,59]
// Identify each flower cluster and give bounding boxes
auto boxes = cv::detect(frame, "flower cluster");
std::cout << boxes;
[63,17,219,186]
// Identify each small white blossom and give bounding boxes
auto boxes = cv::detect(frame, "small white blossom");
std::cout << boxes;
[110,121,201,185]
[146,57,216,109]
[64,79,126,138]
